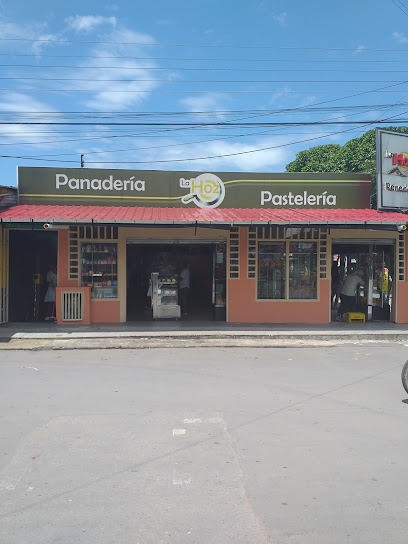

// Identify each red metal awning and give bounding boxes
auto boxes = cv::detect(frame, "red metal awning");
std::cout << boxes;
[0,204,407,227]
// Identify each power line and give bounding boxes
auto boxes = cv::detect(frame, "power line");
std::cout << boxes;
[0,52,407,63]
[0,38,408,52]
[0,119,393,164]
[1,89,408,94]
[0,77,405,83]
[1,102,407,118]
[391,0,408,16]
[0,101,402,147]
[1,64,408,72]
[2,119,408,126]
[1,82,405,150]
[24,108,383,158]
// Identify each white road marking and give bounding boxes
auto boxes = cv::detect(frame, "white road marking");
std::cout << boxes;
[183,417,224,424]
[0,463,29,491]
[21,366,38,371]
[173,477,191,485]
[172,429,186,436]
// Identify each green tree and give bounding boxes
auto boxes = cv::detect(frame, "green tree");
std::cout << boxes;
[286,143,344,173]
[285,127,408,207]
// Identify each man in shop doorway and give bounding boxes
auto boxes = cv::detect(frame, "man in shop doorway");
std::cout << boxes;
[179,263,190,316]
[336,269,365,321]
[377,262,392,303]
[44,263,57,321]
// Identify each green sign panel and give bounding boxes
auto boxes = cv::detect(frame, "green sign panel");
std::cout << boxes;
[18,167,371,209]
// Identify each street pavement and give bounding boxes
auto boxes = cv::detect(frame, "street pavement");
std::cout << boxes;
[1,320,408,350]
[0,345,407,543]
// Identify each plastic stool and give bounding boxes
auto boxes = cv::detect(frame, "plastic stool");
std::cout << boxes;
[345,312,366,323]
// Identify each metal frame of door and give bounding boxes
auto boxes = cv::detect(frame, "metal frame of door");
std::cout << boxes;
[332,239,395,321]
[0,226,9,324]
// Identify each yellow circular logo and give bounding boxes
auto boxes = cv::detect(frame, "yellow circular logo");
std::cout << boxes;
[181,173,225,208]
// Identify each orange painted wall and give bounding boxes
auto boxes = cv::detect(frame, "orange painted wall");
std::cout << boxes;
[227,226,330,324]
[90,300,120,323]
[227,279,330,323]
[57,230,120,324]
[395,283,408,323]
[57,230,78,288]
[395,231,408,323]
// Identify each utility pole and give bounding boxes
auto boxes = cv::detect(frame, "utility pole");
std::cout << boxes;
[81,154,84,168]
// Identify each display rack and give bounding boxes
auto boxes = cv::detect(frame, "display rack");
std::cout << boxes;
[81,242,118,299]
[151,272,180,319]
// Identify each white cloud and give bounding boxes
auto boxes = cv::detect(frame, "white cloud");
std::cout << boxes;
[141,137,291,172]
[65,15,117,33]
[353,45,366,55]
[64,28,160,111]
[0,92,56,114]
[0,93,59,144]
[393,31,408,43]
[180,93,229,117]
[273,12,287,27]
[0,20,59,54]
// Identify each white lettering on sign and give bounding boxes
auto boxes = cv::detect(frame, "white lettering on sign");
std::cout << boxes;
[180,178,191,188]
[260,190,337,207]
[55,173,146,192]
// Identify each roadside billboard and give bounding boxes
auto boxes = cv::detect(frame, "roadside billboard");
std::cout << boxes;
[376,128,408,210]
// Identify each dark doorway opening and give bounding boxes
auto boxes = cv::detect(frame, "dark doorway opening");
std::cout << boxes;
[331,242,395,322]
[126,243,225,321]
[9,230,58,322]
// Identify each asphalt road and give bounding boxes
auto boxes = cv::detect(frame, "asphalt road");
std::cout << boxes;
[0,345,407,544]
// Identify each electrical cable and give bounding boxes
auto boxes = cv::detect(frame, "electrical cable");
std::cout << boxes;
[1,111,407,164]
[2,64,408,72]
[1,38,408,52]
[0,52,408,63]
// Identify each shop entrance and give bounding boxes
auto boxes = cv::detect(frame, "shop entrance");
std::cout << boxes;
[126,241,226,321]
[332,241,395,321]
[8,230,58,322]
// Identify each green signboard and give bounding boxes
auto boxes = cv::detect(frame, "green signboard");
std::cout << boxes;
[18,167,371,209]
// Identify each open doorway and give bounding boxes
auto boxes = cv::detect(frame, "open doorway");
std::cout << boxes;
[8,230,58,322]
[126,242,226,321]
[331,241,395,321]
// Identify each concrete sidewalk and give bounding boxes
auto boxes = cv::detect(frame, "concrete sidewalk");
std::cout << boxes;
[1,320,408,350]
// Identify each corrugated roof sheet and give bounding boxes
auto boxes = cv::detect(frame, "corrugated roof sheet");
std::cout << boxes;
[0,204,407,225]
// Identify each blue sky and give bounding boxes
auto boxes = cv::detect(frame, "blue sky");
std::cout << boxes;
[2,0,408,185]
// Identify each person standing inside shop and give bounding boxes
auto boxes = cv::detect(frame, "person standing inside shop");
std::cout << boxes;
[44,263,57,321]
[331,260,341,309]
[179,263,190,316]
[337,269,365,320]
[377,262,392,303]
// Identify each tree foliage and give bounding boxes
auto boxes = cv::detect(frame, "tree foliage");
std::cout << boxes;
[285,127,408,206]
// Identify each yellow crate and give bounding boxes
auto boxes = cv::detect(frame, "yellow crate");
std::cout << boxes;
[345,312,366,323]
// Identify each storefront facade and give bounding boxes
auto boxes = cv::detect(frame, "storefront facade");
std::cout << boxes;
[0,166,407,325]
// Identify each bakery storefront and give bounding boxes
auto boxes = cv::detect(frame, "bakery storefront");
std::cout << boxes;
[0,166,407,325]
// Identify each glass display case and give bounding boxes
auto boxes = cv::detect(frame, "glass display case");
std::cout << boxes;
[257,242,286,299]
[151,272,180,319]
[81,242,118,299]
[288,242,317,299]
